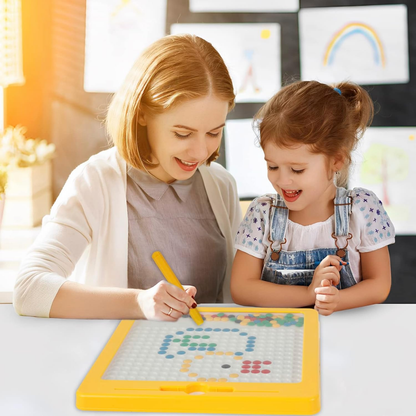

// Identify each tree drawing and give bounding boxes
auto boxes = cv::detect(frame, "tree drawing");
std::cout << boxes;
[360,143,408,206]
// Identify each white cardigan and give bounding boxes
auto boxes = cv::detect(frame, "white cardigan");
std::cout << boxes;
[13,148,241,317]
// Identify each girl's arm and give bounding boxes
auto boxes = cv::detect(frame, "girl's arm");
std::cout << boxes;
[335,246,391,311]
[315,246,392,314]
[230,250,316,307]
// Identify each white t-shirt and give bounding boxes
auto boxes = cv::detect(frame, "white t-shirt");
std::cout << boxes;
[235,188,395,282]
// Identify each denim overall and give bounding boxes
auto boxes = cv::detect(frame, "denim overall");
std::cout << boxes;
[260,187,357,289]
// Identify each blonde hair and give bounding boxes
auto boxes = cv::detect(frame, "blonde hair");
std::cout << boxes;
[254,80,374,188]
[106,34,235,169]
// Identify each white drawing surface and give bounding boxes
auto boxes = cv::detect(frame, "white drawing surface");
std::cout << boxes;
[349,127,416,235]
[299,5,409,85]
[171,23,281,103]
[84,0,167,92]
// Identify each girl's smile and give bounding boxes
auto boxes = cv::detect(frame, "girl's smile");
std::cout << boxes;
[282,189,303,202]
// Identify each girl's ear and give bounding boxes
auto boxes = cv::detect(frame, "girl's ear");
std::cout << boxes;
[138,110,147,127]
[332,153,345,172]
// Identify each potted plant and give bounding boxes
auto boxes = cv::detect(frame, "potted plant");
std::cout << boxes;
[0,125,55,228]
[0,167,7,227]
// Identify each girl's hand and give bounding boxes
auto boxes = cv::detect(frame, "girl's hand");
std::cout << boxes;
[308,255,345,299]
[137,281,197,321]
[314,279,339,316]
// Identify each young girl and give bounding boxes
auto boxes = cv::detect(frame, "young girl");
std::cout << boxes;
[231,80,395,316]
[14,34,241,320]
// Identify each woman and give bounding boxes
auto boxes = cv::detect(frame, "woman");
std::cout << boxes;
[14,34,241,320]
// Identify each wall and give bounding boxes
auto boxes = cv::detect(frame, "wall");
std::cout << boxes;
[5,0,415,302]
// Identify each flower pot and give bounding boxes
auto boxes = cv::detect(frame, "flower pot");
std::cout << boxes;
[2,161,52,228]
[0,194,4,227]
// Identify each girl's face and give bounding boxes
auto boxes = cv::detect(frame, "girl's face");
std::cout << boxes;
[139,95,229,183]
[263,142,342,222]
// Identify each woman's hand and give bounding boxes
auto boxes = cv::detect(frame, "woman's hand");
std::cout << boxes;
[314,279,340,316]
[307,255,345,299]
[137,281,197,321]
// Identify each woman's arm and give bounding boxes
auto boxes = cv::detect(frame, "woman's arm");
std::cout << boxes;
[14,221,142,319]
[14,222,196,320]
[49,280,196,320]
[49,281,143,319]
[230,250,316,307]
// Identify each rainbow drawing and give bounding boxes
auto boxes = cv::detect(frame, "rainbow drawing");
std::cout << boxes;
[324,22,385,67]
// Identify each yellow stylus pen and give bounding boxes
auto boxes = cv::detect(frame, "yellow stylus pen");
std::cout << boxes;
[152,251,204,326]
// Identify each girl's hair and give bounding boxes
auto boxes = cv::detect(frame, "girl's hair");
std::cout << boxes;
[106,34,235,169]
[254,80,374,187]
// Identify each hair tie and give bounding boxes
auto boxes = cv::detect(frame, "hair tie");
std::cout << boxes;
[334,87,342,95]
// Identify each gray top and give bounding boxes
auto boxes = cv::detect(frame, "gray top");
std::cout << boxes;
[126,167,227,303]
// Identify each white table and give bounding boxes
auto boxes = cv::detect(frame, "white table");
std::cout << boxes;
[0,304,414,416]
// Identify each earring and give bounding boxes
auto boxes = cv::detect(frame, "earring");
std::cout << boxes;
[333,171,339,186]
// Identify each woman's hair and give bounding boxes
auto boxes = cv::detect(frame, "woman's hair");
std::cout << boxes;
[254,80,374,187]
[106,34,235,169]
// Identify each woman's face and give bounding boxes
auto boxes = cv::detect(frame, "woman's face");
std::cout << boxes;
[140,95,229,183]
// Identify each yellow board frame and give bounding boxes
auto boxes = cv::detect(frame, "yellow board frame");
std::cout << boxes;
[76,307,320,415]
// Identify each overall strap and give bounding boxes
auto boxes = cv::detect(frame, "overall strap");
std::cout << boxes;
[269,193,289,244]
[334,187,353,236]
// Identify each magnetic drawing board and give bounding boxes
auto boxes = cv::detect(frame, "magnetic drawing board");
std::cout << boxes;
[76,307,320,414]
